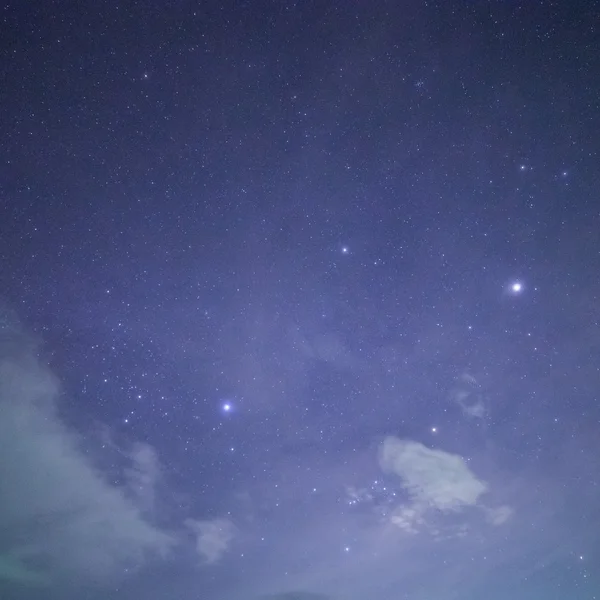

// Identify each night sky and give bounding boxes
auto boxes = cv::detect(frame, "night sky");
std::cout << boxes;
[1,1,600,599]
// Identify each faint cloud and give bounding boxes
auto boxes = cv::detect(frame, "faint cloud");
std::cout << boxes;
[312,333,355,368]
[292,326,357,370]
[0,317,175,586]
[124,442,161,512]
[451,373,486,419]
[345,485,373,506]
[390,505,426,533]
[185,518,235,564]
[485,505,513,526]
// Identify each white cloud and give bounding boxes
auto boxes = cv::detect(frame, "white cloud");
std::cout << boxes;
[378,437,501,533]
[0,319,175,585]
[185,518,235,564]
[380,438,488,511]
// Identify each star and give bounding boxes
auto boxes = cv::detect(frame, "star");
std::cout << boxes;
[511,282,523,293]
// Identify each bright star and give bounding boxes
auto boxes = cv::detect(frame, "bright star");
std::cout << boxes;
[504,280,526,296]
[341,246,349,254]
[220,400,235,415]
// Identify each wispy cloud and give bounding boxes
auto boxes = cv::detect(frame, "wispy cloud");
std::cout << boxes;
[291,326,358,370]
[124,441,162,512]
[345,485,373,506]
[485,505,514,525]
[0,317,176,585]
[451,373,486,419]
[185,518,236,564]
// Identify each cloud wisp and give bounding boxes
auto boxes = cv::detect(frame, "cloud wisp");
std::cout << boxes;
[0,320,177,586]
[185,518,236,564]
[451,373,486,419]
[0,316,234,588]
